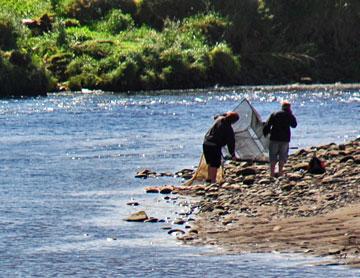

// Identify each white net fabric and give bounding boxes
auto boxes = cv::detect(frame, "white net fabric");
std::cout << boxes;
[231,98,269,161]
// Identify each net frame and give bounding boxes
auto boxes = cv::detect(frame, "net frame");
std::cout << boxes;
[185,98,268,186]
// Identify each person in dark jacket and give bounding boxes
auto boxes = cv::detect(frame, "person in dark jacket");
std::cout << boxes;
[263,101,297,177]
[203,111,239,183]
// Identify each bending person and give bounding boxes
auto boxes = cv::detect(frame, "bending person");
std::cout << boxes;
[203,111,239,183]
[263,101,297,177]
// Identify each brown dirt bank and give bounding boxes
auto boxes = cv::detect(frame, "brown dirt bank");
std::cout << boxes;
[177,138,360,267]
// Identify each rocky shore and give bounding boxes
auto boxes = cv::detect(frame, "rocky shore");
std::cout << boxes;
[142,138,360,267]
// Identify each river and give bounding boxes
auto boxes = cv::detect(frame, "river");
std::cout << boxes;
[0,87,359,277]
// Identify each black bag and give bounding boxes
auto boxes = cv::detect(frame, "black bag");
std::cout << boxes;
[308,156,326,174]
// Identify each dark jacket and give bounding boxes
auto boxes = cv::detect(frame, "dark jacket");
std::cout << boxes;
[263,110,297,142]
[203,117,236,156]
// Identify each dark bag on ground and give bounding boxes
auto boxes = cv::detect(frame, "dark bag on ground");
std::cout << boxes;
[308,156,326,174]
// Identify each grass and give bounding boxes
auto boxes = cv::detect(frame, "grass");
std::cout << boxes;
[0,0,52,18]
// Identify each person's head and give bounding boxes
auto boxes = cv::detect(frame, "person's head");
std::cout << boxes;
[224,111,239,124]
[281,101,291,111]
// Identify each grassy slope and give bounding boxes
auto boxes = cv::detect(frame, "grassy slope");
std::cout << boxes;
[0,0,359,96]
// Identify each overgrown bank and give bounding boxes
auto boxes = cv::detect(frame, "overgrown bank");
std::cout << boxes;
[1,0,359,97]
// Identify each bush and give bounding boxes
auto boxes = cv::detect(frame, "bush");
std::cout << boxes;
[135,0,208,29]
[62,0,137,23]
[71,40,114,59]
[139,69,161,90]
[0,51,52,97]
[100,58,141,91]
[209,0,265,54]
[182,13,229,45]
[65,54,98,77]
[68,72,102,90]
[0,0,52,18]
[96,9,134,34]
[208,43,240,85]
[0,15,19,50]
[46,52,74,81]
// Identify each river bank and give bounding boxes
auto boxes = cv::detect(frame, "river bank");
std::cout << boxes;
[169,138,360,266]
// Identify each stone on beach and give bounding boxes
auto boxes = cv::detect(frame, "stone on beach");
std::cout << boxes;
[125,211,149,222]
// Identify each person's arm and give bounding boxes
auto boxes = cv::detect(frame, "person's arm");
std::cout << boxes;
[290,114,297,128]
[226,126,236,159]
[263,114,273,136]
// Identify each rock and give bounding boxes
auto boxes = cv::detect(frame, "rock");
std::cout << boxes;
[175,169,194,178]
[273,225,282,232]
[145,187,159,193]
[135,169,157,178]
[160,172,173,177]
[160,186,173,194]
[236,167,257,176]
[182,174,194,179]
[340,156,354,163]
[354,155,360,164]
[287,173,303,181]
[338,144,346,150]
[168,229,185,235]
[125,211,148,222]
[281,183,294,191]
[292,162,309,171]
[144,217,159,223]
[258,178,271,185]
[126,201,140,206]
[243,175,255,185]
[173,218,186,225]
[294,149,308,156]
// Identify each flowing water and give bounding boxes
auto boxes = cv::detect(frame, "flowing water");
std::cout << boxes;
[0,88,359,277]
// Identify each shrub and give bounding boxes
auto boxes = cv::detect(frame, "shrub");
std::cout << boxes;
[135,0,208,29]
[65,55,98,77]
[139,69,161,90]
[0,0,51,18]
[68,72,102,90]
[62,0,137,23]
[209,0,265,54]
[20,31,60,60]
[0,15,19,50]
[208,43,240,85]
[100,58,141,91]
[8,50,31,66]
[46,52,74,81]
[158,45,209,89]
[66,26,111,44]
[159,48,189,89]
[182,13,229,45]
[54,20,67,46]
[96,9,134,34]
[0,51,52,97]
[71,40,114,59]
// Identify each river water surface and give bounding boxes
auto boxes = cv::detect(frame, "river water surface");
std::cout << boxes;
[0,88,359,277]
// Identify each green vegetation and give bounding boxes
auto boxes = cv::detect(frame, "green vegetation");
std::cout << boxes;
[0,0,359,97]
